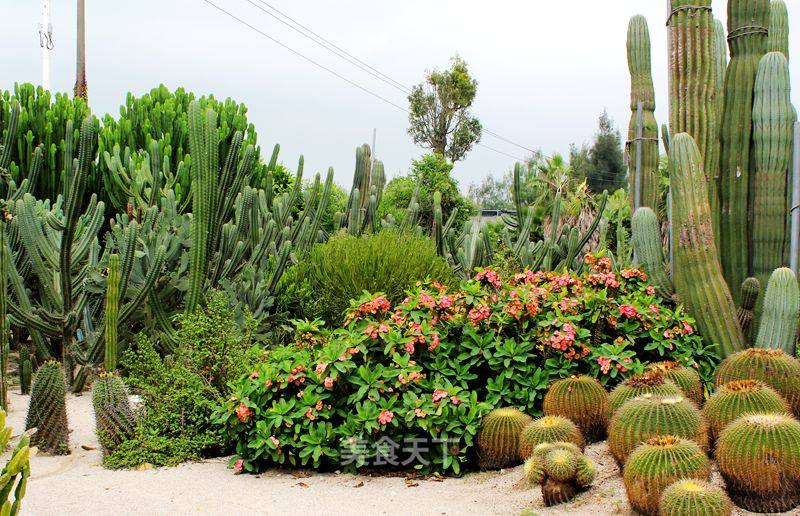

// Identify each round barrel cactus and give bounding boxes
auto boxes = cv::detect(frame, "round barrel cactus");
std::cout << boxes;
[476,407,533,469]
[523,441,596,507]
[703,379,790,441]
[543,375,609,442]
[608,394,708,466]
[659,479,733,516]
[518,416,584,460]
[623,436,711,516]
[609,370,682,414]
[25,360,69,455]
[648,361,703,406]
[716,413,800,513]
[714,348,800,416]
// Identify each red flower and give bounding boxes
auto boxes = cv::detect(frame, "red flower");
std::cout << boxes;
[236,402,253,423]
[433,389,448,403]
[620,304,638,318]
[234,459,244,474]
[378,410,394,425]
[324,376,334,389]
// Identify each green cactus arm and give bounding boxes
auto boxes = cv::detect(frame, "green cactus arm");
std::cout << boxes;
[767,0,789,59]
[104,254,120,371]
[632,207,674,299]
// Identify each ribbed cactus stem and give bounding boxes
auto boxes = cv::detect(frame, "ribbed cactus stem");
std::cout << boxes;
[670,133,745,358]
[626,15,660,211]
[755,267,799,355]
[719,0,770,301]
[0,221,7,411]
[737,277,760,342]
[104,254,120,371]
[712,18,728,250]
[631,207,673,299]
[767,0,789,60]
[752,52,793,295]
[18,345,31,395]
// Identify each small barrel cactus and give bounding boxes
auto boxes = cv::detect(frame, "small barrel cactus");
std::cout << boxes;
[715,413,800,513]
[714,347,800,416]
[608,394,708,465]
[518,416,584,459]
[648,361,703,406]
[703,379,790,441]
[92,372,136,455]
[476,407,533,469]
[609,370,682,414]
[623,436,711,516]
[25,360,69,455]
[543,375,610,442]
[659,479,733,516]
[523,441,597,507]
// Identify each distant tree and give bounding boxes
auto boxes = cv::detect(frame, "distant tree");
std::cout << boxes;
[587,111,626,194]
[407,56,482,162]
[468,174,512,211]
[568,143,591,184]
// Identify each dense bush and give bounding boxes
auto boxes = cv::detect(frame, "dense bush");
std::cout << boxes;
[278,229,457,326]
[221,256,716,475]
[105,293,259,468]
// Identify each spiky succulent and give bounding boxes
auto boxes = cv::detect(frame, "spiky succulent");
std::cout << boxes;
[623,436,711,516]
[92,372,136,455]
[648,361,704,406]
[715,413,800,513]
[543,375,609,442]
[659,479,733,516]
[476,407,533,469]
[703,379,790,441]
[523,441,596,507]
[714,348,800,416]
[518,416,584,459]
[608,370,682,414]
[608,394,708,465]
[25,360,69,455]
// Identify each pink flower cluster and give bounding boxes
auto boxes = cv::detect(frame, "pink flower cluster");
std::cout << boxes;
[468,304,490,326]
[378,410,394,425]
[549,323,576,351]
[619,304,638,318]
[345,295,392,324]
[475,269,502,288]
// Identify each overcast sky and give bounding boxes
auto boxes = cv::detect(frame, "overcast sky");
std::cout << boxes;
[2,1,799,191]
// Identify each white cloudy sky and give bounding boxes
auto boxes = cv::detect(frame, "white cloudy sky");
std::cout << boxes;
[2,1,799,191]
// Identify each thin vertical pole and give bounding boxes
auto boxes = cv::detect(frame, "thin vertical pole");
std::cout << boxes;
[634,102,644,211]
[40,0,52,90]
[790,121,800,273]
[74,0,88,99]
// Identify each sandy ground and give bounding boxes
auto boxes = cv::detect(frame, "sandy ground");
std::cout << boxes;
[5,392,767,516]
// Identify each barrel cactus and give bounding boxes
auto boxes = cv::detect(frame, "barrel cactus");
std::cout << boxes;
[648,361,703,406]
[476,407,533,469]
[754,268,799,356]
[716,413,800,513]
[631,207,673,300]
[703,379,789,442]
[518,416,584,460]
[623,436,711,516]
[659,479,732,516]
[543,375,609,442]
[523,441,596,507]
[736,277,760,343]
[608,394,708,466]
[25,360,69,455]
[714,348,800,416]
[608,370,682,414]
[92,372,136,456]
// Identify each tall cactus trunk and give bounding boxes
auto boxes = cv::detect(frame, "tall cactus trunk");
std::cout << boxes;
[751,52,793,310]
[754,268,799,355]
[0,222,8,411]
[668,1,719,239]
[626,15,660,211]
[767,0,789,60]
[712,18,728,250]
[670,133,745,358]
[719,0,770,303]
[104,254,120,372]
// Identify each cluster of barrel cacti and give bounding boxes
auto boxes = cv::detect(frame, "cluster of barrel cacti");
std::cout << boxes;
[523,441,597,507]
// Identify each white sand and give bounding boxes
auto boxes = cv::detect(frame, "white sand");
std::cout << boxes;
[6,392,763,516]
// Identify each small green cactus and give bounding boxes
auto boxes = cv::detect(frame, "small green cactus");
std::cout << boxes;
[608,370,682,414]
[523,441,596,507]
[0,409,31,516]
[623,436,711,516]
[716,413,800,513]
[703,379,790,442]
[543,375,609,442]
[648,361,703,406]
[754,268,799,356]
[736,277,760,343]
[92,372,136,455]
[476,407,533,469]
[608,394,708,466]
[659,479,733,516]
[518,416,584,460]
[714,347,800,416]
[25,360,69,455]
[631,207,673,299]
[18,345,31,395]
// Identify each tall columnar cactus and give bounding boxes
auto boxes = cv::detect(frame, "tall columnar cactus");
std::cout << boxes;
[0,220,8,411]
[713,20,728,214]
[659,479,733,516]
[670,133,745,358]
[703,379,790,441]
[518,416,584,459]
[0,409,31,516]
[719,0,770,299]
[608,370,682,415]
[103,254,121,371]
[475,407,533,469]
[626,15,660,211]
[92,372,136,456]
[25,360,69,455]
[751,53,793,294]
[736,277,760,342]
[543,375,609,442]
[668,1,719,225]
[18,345,31,395]
[716,413,800,513]
[767,0,789,59]
[754,267,799,355]
[631,207,673,299]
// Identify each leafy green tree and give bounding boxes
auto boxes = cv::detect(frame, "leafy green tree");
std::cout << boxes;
[587,110,627,194]
[407,56,482,162]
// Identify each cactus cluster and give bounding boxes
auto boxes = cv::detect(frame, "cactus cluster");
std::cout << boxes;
[475,407,532,469]
[543,375,609,442]
[659,479,732,516]
[647,361,703,406]
[714,348,800,416]
[524,441,596,507]
[92,372,136,456]
[518,416,584,460]
[703,379,789,441]
[25,360,69,455]
[608,370,682,414]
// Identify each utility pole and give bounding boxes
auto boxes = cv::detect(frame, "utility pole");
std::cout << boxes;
[74,0,88,100]
[39,0,53,91]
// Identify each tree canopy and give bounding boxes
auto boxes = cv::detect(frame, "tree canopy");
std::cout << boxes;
[586,110,626,194]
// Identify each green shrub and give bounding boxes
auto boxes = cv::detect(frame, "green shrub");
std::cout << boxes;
[279,229,457,325]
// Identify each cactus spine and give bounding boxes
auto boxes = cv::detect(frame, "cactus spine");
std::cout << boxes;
[631,207,673,299]
[543,375,609,443]
[475,407,532,469]
[104,254,121,371]
[18,346,30,395]
[659,479,733,516]
[754,267,799,355]
[751,53,793,295]
[736,277,760,342]
[92,372,136,456]
[670,133,744,358]
[719,0,770,301]
[25,360,69,454]
[626,15,660,211]
[767,0,789,60]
